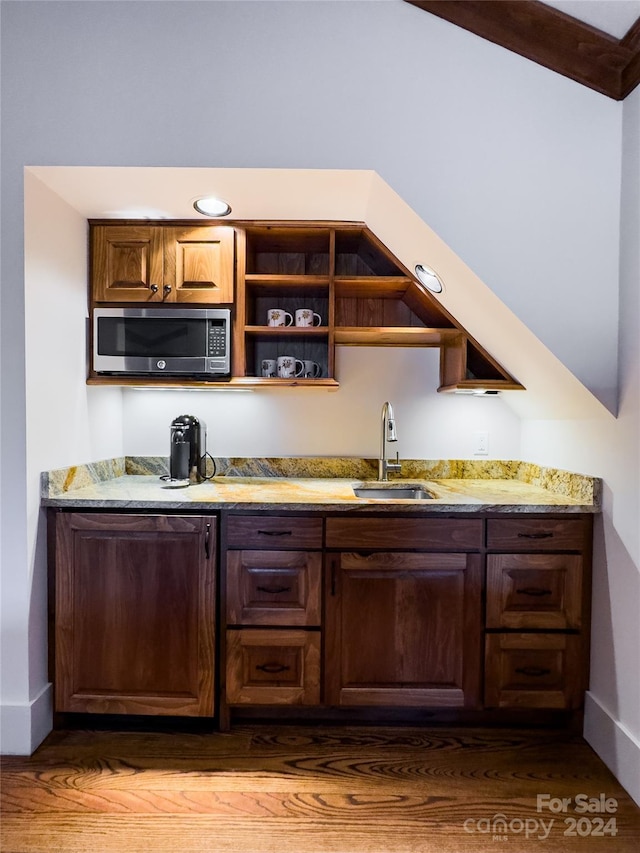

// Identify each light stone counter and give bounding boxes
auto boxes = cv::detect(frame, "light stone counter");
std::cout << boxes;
[41,457,601,514]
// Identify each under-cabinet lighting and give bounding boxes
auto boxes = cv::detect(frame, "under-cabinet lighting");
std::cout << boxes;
[415,263,444,294]
[453,389,500,396]
[193,196,232,217]
[130,387,254,393]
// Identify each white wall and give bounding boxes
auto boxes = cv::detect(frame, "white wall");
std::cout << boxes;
[521,83,640,804]
[1,173,125,751]
[0,1,634,788]
[1,0,621,408]
[123,347,521,460]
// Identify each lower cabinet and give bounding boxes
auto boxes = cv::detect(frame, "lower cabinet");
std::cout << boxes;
[51,512,216,716]
[324,516,484,710]
[485,633,583,709]
[223,514,323,710]
[325,551,483,708]
[50,508,592,725]
[226,629,321,705]
[484,517,591,711]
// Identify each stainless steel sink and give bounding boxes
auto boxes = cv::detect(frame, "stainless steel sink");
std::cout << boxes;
[353,483,435,500]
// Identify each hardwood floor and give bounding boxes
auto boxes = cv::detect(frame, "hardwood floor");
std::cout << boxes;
[2,724,639,852]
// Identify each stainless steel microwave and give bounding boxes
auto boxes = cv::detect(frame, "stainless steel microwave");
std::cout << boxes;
[93,307,231,376]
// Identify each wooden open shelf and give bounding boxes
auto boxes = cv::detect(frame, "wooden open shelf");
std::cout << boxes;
[335,327,459,346]
[88,219,523,392]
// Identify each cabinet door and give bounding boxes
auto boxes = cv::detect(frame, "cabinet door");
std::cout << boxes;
[54,513,215,716]
[164,226,234,303]
[226,550,321,626]
[325,551,482,708]
[92,225,164,302]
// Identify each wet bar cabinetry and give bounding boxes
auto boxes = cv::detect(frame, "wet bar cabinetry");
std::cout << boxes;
[88,220,523,391]
[323,517,484,710]
[220,510,592,724]
[49,508,592,725]
[223,515,323,709]
[49,511,216,716]
[484,517,592,710]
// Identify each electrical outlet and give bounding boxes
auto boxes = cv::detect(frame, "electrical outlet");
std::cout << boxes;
[473,431,489,456]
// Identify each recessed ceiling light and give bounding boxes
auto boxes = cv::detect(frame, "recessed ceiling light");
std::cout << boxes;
[193,196,232,217]
[415,263,444,294]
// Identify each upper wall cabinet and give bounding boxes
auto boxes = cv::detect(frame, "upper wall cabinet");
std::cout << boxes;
[91,224,234,304]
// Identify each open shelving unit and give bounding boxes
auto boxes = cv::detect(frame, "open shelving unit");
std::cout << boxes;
[87,219,523,392]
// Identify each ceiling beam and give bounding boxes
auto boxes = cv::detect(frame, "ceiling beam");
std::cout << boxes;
[404,0,640,100]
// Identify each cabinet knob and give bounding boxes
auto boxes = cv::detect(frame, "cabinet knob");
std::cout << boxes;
[163,285,172,295]
[149,283,159,293]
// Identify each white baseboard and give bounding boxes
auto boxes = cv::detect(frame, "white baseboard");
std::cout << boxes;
[584,690,640,807]
[0,682,52,755]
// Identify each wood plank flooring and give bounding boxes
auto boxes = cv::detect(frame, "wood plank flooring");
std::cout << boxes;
[2,724,639,852]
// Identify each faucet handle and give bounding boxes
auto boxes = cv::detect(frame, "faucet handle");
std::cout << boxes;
[388,452,402,474]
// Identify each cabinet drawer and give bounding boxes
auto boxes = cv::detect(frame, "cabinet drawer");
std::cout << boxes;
[485,633,582,710]
[486,518,587,551]
[225,629,320,705]
[326,517,482,550]
[486,554,582,629]
[226,550,321,626]
[226,516,323,550]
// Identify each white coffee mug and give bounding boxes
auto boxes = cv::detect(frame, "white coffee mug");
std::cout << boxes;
[277,355,304,378]
[261,358,277,378]
[267,308,293,327]
[295,308,322,327]
[302,360,322,378]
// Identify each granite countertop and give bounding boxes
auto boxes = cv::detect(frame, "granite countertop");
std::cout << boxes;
[41,457,601,514]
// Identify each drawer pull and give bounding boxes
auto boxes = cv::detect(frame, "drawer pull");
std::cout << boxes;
[256,584,292,595]
[256,663,291,674]
[257,529,292,537]
[516,586,552,597]
[517,532,553,539]
[515,666,552,677]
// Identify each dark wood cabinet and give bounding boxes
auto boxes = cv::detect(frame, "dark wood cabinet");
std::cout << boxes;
[51,512,216,716]
[49,507,592,726]
[485,633,583,710]
[484,515,591,711]
[325,550,483,708]
[486,553,582,630]
[223,514,322,709]
[226,550,322,627]
[226,629,321,706]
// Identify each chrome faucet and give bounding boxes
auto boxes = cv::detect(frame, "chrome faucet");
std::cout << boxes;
[378,401,402,481]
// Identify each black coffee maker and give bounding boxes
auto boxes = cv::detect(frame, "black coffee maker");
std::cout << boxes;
[169,415,206,483]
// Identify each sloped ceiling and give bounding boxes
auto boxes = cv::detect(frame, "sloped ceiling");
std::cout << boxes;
[27,166,613,423]
[404,0,640,99]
